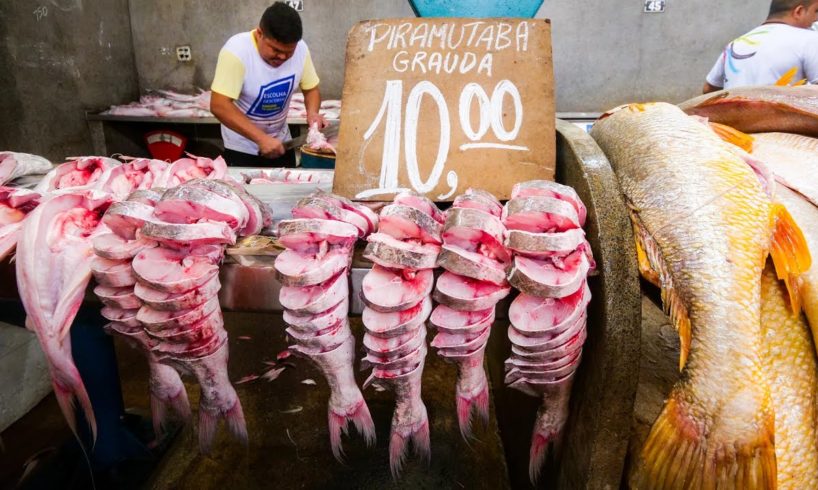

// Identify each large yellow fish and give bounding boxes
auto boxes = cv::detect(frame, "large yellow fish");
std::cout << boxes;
[760,262,818,489]
[591,102,809,488]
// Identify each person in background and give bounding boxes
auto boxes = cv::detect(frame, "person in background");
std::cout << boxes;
[210,2,326,167]
[703,0,818,93]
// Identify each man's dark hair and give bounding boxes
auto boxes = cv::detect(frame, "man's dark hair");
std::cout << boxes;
[260,2,302,43]
[769,0,811,16]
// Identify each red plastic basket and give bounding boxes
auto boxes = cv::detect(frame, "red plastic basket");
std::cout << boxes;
[145,130,188,161]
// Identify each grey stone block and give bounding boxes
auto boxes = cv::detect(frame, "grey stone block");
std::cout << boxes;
[0,321,52,432]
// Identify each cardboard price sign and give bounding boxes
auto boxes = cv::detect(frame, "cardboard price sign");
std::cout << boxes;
[333,18,555,201]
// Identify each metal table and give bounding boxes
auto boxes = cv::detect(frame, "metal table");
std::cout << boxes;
[85,113,315,158]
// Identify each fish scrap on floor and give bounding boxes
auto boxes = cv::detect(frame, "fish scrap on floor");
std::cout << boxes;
[592,102,811,489]
[501,180,594,483]
[275,191,377,460]
[361,191,442,477]
[429,188,510,438]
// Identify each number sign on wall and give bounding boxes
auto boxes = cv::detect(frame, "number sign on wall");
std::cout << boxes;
[333,18,556,201]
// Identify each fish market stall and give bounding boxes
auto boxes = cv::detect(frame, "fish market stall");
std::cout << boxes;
[0,118,641,488]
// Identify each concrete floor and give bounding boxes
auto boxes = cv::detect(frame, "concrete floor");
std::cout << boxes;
[1,312,514,489]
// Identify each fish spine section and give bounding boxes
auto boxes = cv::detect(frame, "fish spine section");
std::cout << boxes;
[430,188,510,438]
[276,192,377,461]
[501,180,594,483]
[361,191,443,477]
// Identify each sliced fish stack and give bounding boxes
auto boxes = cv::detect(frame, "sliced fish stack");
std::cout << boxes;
[360,191,443,476]
[429,189,511,437]
[92,189,191,439]
[128,179,268,452]
[275,191,378,460]
[501,180,594,482]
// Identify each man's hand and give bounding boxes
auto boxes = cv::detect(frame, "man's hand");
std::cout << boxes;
[257,135,285,159]
[307,112,327,129]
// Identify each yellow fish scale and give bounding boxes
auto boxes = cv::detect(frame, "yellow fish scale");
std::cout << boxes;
[592,103,777,489]
[761,262,818,489]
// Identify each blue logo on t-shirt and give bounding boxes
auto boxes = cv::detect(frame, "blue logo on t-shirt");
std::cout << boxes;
[247,75,294,118]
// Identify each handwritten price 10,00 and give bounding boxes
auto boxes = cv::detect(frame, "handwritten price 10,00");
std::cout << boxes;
[357,79,527,200]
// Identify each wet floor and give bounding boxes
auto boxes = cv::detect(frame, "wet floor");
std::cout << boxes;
[2,312,514,489]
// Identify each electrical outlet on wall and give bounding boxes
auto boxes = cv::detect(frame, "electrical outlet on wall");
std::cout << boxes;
[176,45,192,62]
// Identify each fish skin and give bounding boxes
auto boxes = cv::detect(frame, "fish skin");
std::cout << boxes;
[760,262,818,490]
[775,186,818,355]
[679,85,818,137]
[16,190,113,442]
[592,102,778,488]
[0,152,52,185]
[752,132,818,206]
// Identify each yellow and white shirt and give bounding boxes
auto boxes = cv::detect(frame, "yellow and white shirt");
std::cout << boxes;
[211,30,319,155]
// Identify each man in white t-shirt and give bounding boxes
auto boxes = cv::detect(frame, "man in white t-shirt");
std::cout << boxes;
[210,2,326,167]
[703,0,818,93]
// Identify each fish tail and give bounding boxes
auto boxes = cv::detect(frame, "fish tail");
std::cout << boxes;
[150,394,167,438]
[328,397,376,458]
[225,401,248,446]
[328,410,347,462]
[455,375,489,439]
[708,122,755,152]
[49,357,97,445]
[348,400,377,448]
[327,390,376,459]
[770,203,812,313]
[328,395,375,461]
[197,406,218,454]
[632,394,776,489]
[149,373,191,436]
[528,385,572,484]
[388,404,430,479]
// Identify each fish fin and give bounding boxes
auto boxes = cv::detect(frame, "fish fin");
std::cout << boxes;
[630,213,691,370]
[328,398,377,461]
[794,78,807,86]
[770,203,812,314]
[455,375,489,439]
[634,234,660,288]
[775,66,798,86]
[663,289,692,372]
[708,122,754,153]
[631,394,777,489]
[529,383,573,484]
[388,404,430,479]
